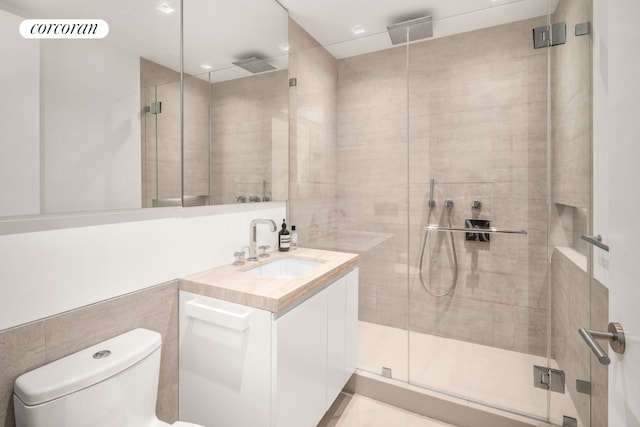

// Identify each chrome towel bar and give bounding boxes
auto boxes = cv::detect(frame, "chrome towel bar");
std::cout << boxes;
[580,234,609,252]
[424,225,527,235]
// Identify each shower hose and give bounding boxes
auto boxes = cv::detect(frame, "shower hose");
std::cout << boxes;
[418,198,459,297]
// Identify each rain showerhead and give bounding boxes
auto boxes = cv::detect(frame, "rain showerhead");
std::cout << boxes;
[387,15,433,45]
[232,56,276,74]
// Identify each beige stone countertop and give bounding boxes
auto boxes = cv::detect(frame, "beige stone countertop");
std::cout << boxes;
[179,247,359,314]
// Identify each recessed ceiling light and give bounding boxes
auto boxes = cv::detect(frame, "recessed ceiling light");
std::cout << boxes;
[156,3,174,14]
[279,43,290,52]
[200,64,213,70]
[352,26,366,35]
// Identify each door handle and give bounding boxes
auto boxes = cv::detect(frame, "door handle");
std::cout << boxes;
[578,322,625,365]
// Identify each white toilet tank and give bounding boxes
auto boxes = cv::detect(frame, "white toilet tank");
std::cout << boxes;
[13,328,167,427]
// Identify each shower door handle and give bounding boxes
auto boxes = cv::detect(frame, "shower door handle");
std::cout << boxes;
[580,234,609,252]
[578,322,625,365]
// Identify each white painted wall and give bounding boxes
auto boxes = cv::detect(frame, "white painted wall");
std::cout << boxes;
[0,10,40,217]
[0,203,285,331]
[604,0,640,425]
[40,39,141,213]
[593,0,640,424]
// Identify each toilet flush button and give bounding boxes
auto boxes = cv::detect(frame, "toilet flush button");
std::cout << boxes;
[93,350,111,359]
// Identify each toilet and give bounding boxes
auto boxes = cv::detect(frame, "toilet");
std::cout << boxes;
[13,328,203,427]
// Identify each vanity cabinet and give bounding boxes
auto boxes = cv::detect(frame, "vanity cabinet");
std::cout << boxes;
[272,283,328,427]
[179,267,359,427]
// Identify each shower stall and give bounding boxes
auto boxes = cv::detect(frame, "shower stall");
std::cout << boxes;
[290,0,602,425]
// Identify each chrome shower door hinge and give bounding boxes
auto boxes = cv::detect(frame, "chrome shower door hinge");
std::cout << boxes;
[575,22,591,36]
[533,365,565,393]
[576,379,592,395]
[381,367,392,379]
[533,22,566,49]
[149,101,162,114]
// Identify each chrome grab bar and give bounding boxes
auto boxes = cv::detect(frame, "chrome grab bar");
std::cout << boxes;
[424,225,527,235]
[578,322,625,366]
[580,234,610,252]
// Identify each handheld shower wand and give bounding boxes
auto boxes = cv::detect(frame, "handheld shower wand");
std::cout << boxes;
[428,178,435,209]
[418,179,459,297]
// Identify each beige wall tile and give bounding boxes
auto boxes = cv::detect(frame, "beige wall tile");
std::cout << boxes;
[551,0,592,210]
[0,322,45,427]
[142,58,288,207]
[211,70,288,204]
[551,248,591,423]
[288,18,339,242]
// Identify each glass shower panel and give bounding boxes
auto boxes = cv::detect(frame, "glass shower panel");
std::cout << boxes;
[183,73,212,207]
[407,6,551,422]
[141,85,158,208]
[153,79,182,206]
[548,0,595,426]
[338,39,410,383]
[141,80,182,207]
[292,31,411,382]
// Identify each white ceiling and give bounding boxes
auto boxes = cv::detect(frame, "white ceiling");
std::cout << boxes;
[281,0,558,58]
[0,0,558,81]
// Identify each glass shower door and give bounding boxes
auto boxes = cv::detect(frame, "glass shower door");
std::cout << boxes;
[335,37,410,383]
[141,85,158,208]
[407,5,552,423]
[548,0,597,426]
[142,79,182,207]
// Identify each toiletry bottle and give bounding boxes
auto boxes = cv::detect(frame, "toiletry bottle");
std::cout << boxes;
[291,225,298,250]
[278,219,290,251]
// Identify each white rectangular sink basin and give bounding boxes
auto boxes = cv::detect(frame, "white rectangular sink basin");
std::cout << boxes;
[246,258,322,280]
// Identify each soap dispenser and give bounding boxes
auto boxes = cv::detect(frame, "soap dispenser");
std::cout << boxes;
[278,219,290,252]
[291,225,298,250]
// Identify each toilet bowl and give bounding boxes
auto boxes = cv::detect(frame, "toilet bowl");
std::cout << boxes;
[13,328,203,427]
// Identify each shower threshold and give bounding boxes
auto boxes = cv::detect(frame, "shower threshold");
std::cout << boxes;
[356,321,582,426]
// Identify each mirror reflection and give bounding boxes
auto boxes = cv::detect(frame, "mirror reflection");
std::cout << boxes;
[0,0,289,217]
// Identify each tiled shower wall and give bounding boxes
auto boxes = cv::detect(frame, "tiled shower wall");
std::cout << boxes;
[336,17,550,355]
[288,19,340,244]
[336,43,409,330]
[550,0,607,426]
[141,59,289,207]
[549,0,592,257]
[140,58,210,207]
[210,70,289,205]
[0,282,179,427]
[552,248,608,427]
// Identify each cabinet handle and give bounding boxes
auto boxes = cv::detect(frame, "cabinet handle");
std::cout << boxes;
[186,300,250,332]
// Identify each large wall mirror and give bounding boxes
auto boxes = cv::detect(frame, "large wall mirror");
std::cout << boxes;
[0,0,288,218]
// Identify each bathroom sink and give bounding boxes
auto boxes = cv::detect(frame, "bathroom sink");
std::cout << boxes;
[246,258,322,280]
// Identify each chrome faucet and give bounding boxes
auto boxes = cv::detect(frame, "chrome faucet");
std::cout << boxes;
[248,219,277,261]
